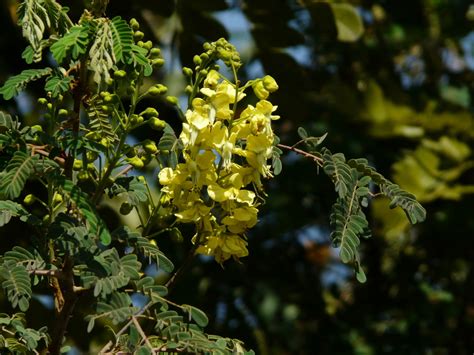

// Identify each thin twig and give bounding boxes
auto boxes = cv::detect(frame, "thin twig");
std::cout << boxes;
[132,316,155,353]
[277,143,324,167]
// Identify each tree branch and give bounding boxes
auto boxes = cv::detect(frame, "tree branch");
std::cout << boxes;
[277,143,324,167]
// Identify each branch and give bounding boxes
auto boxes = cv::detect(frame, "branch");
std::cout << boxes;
[29,269,64,279]
[131,316,154,352]
[277,143,324,167]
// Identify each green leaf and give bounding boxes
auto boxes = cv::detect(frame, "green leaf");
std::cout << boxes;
[89,19,115,85]
[0,68,52,100]
[44,72,72,97]
[297,127,308,139]
[50,24,90,63]
[93,292,137,324]
[17,0,49,52]
[57,178,112,245]
[86,95,118,144]
[0,151,38,199]
[183,305,209,327]
[0,112,19,131]
[110,16,133,62]
[322,148,353,199]
[330,3,364,42]
[0,201,30,227]
[0,262,32,311]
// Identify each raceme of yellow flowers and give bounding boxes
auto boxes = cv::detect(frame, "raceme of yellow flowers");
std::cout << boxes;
[158,70,279,263]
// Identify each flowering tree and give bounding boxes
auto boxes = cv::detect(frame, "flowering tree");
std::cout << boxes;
[0,1,425,353]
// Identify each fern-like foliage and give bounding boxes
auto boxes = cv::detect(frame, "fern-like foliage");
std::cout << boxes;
[0,201,31,227]
[108,177,148,205]
[85,94,118,144]
[0,262,32,311]
[79,248,141,298]
[85,292,138,332]
[318,147,427,281]
[57,178,112,245]
[42,0,73,34]
[89,18,115,85]
[110,16,133,62]
[348,158,427,224]
[0,313,49,352]
[0,151,38,199]
[17,0,49,54]
[322,148,353,198]
[3,246,46,273]
[114,227,174,273]
[50,24,91,64]
[44,71,72,97]
[0,68,52,100]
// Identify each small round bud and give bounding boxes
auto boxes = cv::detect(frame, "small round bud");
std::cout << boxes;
[100,91,110,98]
[58,109,68,117]
[31,125,43,132]
[151,58,165,67]
[154,84,168,95]
[166,96,179,105]
[203,42,211,50]
[262,75,279,92]
[185,85,193,94]
[147,86,161,96]
[199,69,208,77]
[37,98,48,105]
[150,48,161,57]
[114,70,127,79]
[23,194,35,206]
[130,18,140,31]
[182,67,193,77]
[100,137,110,148]
[53,193,63,205]
[140,154,151,165]
[138,176,146,182]
[200,53,209,61]
[142,107,159,117]
[47,103,53,110]
[148,117,166,130]
[77,171,90,182]
[127,156,144,169]
[170,228,183,243]
[143,41,153,50]
[193,55,202,65]
[73,159,83,170]
[120,202,133,215]
[106,77,114,86]
[103,94,114,103]
[137,40,144,47]
[133,31,144,41]
[142,139,158,154]
[101,105,110,113]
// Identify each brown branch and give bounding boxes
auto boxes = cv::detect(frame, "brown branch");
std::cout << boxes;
[132,316,154,353]
[29,269,65,279]
[49,256,78,355]
[277,143,324,167]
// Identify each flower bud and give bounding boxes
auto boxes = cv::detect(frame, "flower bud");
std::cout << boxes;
[151,58,165,67]
[166,96,179,105]
[53,193,63,204]
[148,117,166,130]
[263,75,279,92]
[86,151,98,161]
[193,55,202,65]
[58,109,68,117]
[147,86,161,96]
[37,98,48,105]
[142,107,159,117]
[77,171,90,182]
[150,48,161,58]
[143,139,158,154]
[23,194,35,206]
[133,31,144,41]
[127,156,144,169]
[31,125,43,132]
[253,81,269,100]
[130,18,140,31]
[73,159,83,170]
[182,67,193,77]
[143,41,153,50]
[114,70,127,79]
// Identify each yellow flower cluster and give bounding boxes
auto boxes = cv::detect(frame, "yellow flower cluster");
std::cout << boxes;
[158,71,279,263]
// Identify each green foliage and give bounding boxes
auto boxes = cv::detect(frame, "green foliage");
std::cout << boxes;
[110,16,134,62]
[44,71,72,97]
[50,24,91,63]
[0,313,49,352]
[0,151,39,200]
[0,68,52,100]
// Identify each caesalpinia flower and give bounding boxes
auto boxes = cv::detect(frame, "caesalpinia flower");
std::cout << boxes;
[158,68,280,263]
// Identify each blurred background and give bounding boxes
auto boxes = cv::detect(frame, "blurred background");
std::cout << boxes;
[1,0,474,354]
